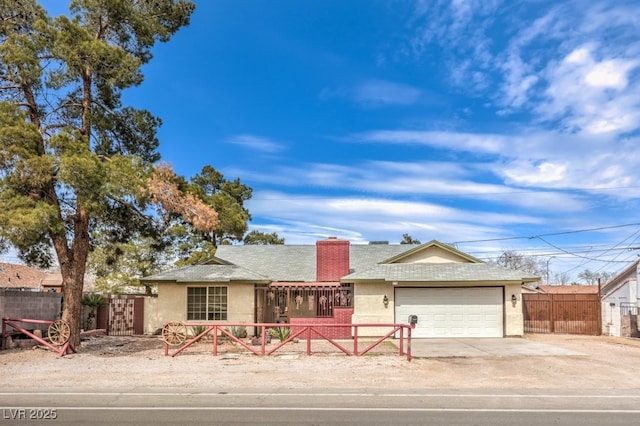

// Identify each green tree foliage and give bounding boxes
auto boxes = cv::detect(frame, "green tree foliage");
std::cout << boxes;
[163,165,252,266]
[400,233,421,244]
[0,0,201,347]
[189,165,252,246]
[243,230,285,245]
[89,165,257,278]
[88,236,171,295]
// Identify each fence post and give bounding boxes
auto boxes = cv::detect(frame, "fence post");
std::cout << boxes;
[549,294,555,333]
[213,326,218,356]
[353,325,358,355]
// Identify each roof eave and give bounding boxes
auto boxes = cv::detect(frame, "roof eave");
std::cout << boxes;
[379,240,484,264]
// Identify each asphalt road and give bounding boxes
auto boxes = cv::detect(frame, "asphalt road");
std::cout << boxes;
[2,390,640,426]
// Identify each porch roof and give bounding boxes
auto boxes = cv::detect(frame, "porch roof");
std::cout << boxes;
[269,281,341,287]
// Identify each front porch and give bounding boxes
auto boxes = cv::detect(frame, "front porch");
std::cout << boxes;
[254,283,354,339]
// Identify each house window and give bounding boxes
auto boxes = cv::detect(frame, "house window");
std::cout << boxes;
[187,286,227,321]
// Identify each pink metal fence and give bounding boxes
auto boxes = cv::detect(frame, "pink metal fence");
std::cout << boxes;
[162,322,414,360]
[2,317,76,357]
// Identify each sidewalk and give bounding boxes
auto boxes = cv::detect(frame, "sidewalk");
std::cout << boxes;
[409,336,584,358]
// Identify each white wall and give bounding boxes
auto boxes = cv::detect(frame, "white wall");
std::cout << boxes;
[601,280,638,336]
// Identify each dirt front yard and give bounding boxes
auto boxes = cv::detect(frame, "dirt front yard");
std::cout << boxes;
[2,333,640,391]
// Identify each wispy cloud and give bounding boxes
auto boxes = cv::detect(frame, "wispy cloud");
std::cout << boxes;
[320,79,423,108]
[247,190,541,245]
[408,1,640,137]
[353,79,422,107]
[226,134,285,153]
[351,128,640,198]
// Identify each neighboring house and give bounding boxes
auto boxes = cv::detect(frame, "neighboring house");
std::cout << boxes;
[0,263,62,292]
[600,260,640,336]
[141,238,539,338]
[522,284,600,294]
[537,285,600,294]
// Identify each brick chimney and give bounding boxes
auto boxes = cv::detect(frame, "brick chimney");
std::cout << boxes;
[316,237,350,281]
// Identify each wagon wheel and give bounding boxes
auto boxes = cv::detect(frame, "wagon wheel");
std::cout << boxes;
[161,321,187,346]
[48,320,70,346]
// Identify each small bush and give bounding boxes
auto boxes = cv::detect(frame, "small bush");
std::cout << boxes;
[226,326,247,338]
[270,327,290,342]
[81,294,107,308]
[190,325,207,337]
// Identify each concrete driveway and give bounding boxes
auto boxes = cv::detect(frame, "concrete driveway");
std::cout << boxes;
[410,336,584,358]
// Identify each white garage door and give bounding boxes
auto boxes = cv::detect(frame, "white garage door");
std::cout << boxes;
[395,287,503,338]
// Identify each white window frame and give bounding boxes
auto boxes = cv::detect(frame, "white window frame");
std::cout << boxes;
[187,286,228,321]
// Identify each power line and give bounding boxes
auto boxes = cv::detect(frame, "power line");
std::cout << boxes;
[453,222,640,245]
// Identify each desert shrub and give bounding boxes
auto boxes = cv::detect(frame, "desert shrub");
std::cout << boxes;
[226,326,247,338]
[269,327,290,342]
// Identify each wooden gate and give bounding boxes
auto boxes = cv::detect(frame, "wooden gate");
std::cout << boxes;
[102,296,144,336]
[523,293,601,335]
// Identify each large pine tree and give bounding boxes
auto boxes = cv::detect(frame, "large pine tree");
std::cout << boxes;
[0,0,217,348]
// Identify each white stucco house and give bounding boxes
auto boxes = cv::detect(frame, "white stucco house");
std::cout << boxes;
[601,260,640,336]
[141,238,539,338]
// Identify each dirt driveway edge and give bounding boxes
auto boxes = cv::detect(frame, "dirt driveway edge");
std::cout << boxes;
[2,334,640,391]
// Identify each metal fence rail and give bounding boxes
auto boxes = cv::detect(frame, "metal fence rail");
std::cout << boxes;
[2,317,76,356]
[160,322,414,360]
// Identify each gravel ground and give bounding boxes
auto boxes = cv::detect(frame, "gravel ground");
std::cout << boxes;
[2,333,640,391]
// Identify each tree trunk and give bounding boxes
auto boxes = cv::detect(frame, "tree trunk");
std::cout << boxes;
[53,207,90,349]
[60,265,84,348]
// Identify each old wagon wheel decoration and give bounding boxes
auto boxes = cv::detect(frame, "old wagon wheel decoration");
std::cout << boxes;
[161,321,187,346]
[48,320,71,346]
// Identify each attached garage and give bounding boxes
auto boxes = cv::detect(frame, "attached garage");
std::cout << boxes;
[395,287,504,338]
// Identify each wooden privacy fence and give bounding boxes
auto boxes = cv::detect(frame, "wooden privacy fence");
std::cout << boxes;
[523,293,601,335]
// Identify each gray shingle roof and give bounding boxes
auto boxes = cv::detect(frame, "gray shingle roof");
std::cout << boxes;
[142,264,270,283]
[142,242,538,283]
[212,244,418,282]
[343,263,538,283]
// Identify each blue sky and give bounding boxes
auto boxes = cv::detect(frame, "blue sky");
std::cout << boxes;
[36,0,640,281]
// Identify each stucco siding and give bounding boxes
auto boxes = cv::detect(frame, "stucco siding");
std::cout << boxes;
[227,283,254,323]
[143,296,161,334]
[394,246,469,264]
[352,281,395,336]
[504,283,523,336]
[156,283,187,323]
[154,282,256,326]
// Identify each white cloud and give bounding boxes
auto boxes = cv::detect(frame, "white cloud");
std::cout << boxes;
[321,79,423,108]
[538,45,640,135]
[247,190,540,245]
[408,1,640,136]
[354,79,422,107]
[501,161,568,185]
[355,130,506,154]
[226,135,285,153]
